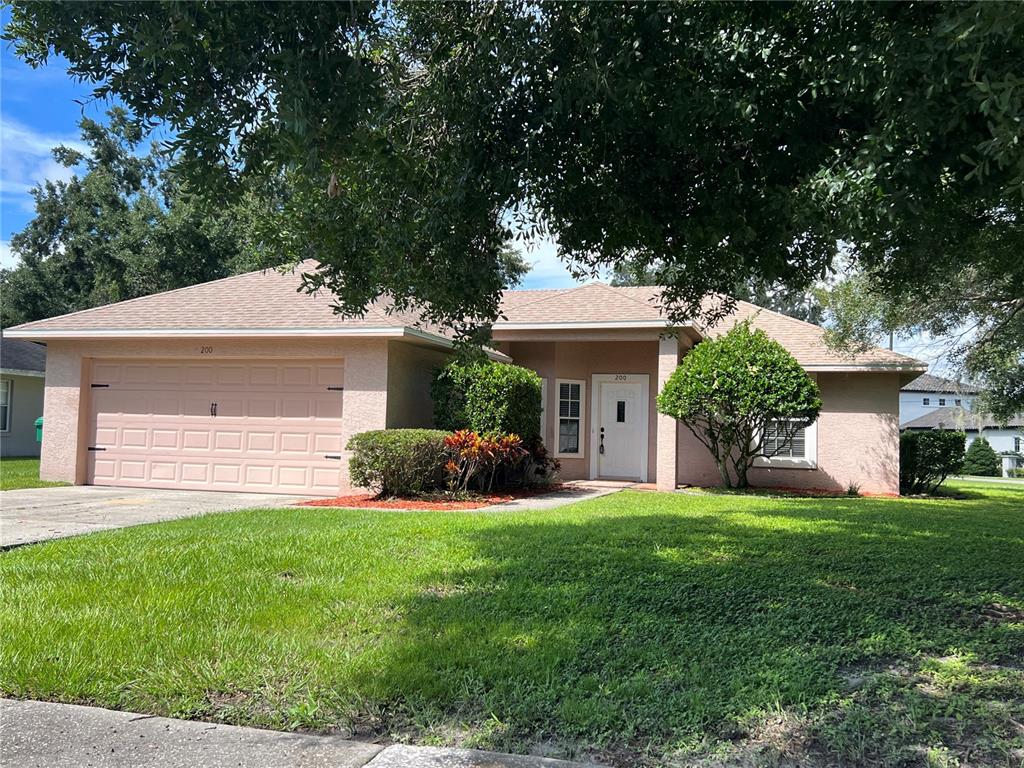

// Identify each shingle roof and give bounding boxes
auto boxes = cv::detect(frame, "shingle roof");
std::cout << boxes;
[901,373,981,394]
[5,264,922,370]
[6,261,445,335]
[901,406,1024,430]
[496,282,921,368]
[0,337,46,373]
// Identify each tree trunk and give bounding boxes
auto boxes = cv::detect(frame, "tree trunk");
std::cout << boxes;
[716,457,733,488]
[732,455,750,488]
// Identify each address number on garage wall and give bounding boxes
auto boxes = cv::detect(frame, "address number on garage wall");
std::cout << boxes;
[199,346,214,354]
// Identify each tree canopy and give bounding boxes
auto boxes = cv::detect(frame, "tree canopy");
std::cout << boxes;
[1,108,278,327]
[5,2,1021,399]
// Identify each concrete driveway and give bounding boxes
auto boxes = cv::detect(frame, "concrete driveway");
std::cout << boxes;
[1,486,311,548]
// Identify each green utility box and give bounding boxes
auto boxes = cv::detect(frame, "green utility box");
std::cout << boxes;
[35,416,43,443]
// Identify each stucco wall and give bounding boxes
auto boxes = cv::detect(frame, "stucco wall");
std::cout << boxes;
[38,337,391,491]
[676,371,902,495]
[385,341,452,429]
[502,339,662,481]
[1,373,45,457]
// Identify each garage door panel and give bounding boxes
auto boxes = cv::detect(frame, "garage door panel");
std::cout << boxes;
[313,433,343,453]
[216,366,247,386]
[88,359,344,494]
[246,432,276,452]
[152,429,179,449]
[185,366,216,385]
[213,430,244,451]
[181,463,209,483]
[317,365,344,387]
[249,366,279,386]
[151,462,178,481]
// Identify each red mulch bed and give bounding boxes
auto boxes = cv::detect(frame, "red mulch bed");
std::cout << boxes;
[297,484,568,510]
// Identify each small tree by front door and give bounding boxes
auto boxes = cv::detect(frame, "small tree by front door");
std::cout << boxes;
[657,321,822,488]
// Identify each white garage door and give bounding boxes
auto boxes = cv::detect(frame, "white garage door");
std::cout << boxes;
[87,359,344,494]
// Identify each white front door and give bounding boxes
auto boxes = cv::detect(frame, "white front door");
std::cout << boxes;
[592,375,649,481]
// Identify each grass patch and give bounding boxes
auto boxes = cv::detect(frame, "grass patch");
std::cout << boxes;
[1,484,1022,765]
[0,457,68,490]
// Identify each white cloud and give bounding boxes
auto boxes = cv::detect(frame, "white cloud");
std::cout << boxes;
[1,117,89,157]
[0,117,87,219]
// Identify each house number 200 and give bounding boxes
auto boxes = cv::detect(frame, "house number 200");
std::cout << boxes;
[614,374,628,381]
[199,346,214,354]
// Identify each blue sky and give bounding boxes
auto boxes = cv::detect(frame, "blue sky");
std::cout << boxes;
[0,25,940,368]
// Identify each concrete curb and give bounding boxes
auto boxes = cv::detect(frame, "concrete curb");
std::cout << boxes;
[0,699,595,767]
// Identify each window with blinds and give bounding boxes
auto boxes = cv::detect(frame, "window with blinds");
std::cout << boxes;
[763,419,806,459]
[557,380,583,455]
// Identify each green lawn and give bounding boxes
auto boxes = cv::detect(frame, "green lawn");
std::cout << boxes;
[1,483,1022,766]
[0,457,68,490]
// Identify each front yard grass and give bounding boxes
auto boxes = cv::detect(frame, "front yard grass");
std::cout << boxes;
[0,456,68,490]
[1,482,1022,766]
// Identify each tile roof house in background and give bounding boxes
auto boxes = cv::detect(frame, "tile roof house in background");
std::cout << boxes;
[0,336,47,457]
[900,373,981,426]
[902,405,1023,478]
[7,263,925,495]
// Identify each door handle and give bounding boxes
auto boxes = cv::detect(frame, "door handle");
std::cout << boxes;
[599,426,605,454]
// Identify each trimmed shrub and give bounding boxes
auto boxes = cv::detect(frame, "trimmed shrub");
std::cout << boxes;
[899,430,965,494]
[657,321,821,488]
[962,437,1001,477]
[432,360,542,444]
[347,429,449,496]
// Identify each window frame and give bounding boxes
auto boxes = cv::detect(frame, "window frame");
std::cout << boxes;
[923,397,930,406]
[938,398,946,406]
[752,418,818,470]
[0,378,11,433]
[554,378,586,459]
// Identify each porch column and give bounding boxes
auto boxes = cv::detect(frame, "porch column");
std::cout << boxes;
[656,335,679,491]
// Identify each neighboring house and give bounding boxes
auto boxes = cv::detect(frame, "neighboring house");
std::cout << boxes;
[0,337,47,457]
[6,262,925,495]
[902,406,1023,478]
[900,373,980,426]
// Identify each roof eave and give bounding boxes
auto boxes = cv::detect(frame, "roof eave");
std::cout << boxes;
[803,362,929,373]
[3,326,410,340]
[3,326,510,362]
[492,320,672,330]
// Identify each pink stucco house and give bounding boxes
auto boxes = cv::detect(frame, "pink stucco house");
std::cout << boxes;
[6,262,925,495]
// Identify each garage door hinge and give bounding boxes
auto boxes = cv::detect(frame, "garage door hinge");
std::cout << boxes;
[326,386,344,391]
[87,446,107,452]
[90,383,110,388]
[324,454,342,460]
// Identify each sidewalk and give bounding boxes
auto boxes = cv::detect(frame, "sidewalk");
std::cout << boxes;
[0,699,594,768]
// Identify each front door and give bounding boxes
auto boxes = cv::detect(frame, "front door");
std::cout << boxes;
[593,375,649,481]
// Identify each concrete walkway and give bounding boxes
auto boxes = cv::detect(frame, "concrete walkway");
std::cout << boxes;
[477,481,630,511]
[0,699,593,767]
[0,486,312,548]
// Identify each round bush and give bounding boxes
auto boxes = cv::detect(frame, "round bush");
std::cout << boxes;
[347,429,449,496]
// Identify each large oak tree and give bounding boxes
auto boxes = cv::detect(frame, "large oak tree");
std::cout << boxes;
[5,2,1022,405]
